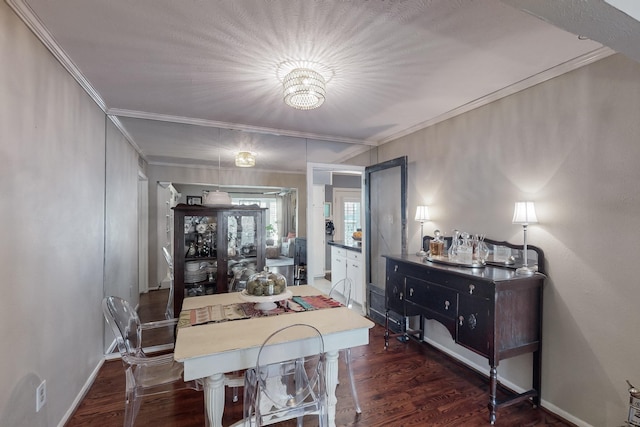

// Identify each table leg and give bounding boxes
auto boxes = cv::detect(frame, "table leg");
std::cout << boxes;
[204,373,226,427]
[325,350,339,427]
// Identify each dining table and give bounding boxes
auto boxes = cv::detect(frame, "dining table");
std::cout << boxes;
[173,284,375,427]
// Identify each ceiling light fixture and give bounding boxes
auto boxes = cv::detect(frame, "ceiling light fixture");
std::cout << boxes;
[283,68,326,110]
[235,151,256,168]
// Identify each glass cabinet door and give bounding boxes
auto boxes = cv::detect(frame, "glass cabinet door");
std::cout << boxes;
[183,214,218,296]
[222,211,263,293]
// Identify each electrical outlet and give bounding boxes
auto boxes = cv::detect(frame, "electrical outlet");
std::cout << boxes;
[36,380,46,412]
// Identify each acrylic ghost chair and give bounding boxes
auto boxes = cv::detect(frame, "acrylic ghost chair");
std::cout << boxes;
[102,295,203,426]
[328,277,362,414]
[241,323,329,427]
[103,296,245,426]
[161,245,175,320]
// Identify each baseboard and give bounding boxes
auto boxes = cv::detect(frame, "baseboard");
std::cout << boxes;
[57,358,104,427]
[421,337,592,427]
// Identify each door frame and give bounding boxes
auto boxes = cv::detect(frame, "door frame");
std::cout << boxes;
[306,162,365,284]
[364,156,408,288]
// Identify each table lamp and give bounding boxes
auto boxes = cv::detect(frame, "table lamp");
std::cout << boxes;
[512,201,538,275]
[415,205,430,256]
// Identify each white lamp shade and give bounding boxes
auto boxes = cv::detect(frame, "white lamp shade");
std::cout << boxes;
[512,201,538,224]
[415,205,430,222]
[203,190,232,206]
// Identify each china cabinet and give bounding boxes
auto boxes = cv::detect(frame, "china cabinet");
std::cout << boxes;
[172,204,267,316]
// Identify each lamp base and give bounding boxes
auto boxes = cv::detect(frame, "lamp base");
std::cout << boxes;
[515,266,536,276]
[416,249,427,257]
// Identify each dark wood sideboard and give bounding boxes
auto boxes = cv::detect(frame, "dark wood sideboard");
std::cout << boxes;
[383,241,545,425]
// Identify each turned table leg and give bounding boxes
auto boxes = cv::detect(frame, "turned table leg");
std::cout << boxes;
[325,350,339,427]
[204,373,226,427]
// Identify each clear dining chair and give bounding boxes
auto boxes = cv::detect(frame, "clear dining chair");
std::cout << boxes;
[242,323,328,426]
[102,295,202,427]
[328,277,362,414]
[161,245,175,320]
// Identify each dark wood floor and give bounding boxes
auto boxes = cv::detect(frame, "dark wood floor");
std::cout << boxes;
[68,289,573,426]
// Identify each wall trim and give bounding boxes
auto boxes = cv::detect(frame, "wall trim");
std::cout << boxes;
[422,336,592,427]
[56,359,104,427]
[378,46,616,145]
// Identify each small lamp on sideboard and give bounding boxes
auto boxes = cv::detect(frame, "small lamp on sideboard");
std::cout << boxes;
[415,205,430,256]
[512,201,538,275]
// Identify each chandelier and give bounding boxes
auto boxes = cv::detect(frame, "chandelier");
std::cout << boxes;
[235,151,256,168]
[283,68,326,110]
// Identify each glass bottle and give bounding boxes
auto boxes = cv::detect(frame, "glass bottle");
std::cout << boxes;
[429,229,445,257]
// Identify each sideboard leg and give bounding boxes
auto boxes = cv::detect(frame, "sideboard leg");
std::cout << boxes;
[488,365,498,425]
[384,310,390,349]
[532,349,541,407]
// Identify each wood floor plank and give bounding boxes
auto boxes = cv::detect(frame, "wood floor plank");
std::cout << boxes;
[72,289,574,426]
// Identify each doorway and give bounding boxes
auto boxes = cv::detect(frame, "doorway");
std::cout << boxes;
[305,163,365,285]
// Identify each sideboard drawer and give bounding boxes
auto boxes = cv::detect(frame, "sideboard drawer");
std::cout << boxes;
[405,277,457,320]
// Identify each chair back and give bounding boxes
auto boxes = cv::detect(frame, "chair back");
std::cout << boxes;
[102,296,144,363]
[162,245,173,278]
[329,277,353,309]
[247,323,327,425]
[162,246,175,319]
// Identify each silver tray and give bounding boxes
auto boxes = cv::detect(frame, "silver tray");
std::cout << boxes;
[424,255,485,268]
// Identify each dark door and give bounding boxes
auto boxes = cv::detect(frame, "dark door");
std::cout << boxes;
[365,156,408,290]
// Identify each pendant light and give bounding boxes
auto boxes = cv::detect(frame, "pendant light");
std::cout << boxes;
[204,142,232,206]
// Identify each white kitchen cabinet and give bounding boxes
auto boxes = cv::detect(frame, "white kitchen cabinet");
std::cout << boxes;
[330,245,364,310]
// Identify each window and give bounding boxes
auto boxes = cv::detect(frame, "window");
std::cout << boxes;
[343,201,361,243]
[333,189,361,245]
[233,197,279,239]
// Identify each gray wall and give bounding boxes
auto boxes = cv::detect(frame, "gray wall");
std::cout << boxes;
[0,3,140,426]
[363,53,640,427]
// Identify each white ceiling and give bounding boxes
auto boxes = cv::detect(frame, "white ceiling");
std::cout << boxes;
[9,0,639,173]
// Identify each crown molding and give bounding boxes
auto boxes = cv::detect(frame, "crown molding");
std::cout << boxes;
[378,46,616,145]
[7,0,107,112]
[146,159,305,175]
[107,108,377,147]
[107,115,146,159]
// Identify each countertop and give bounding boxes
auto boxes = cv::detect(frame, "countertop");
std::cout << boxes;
[328,240,362,252]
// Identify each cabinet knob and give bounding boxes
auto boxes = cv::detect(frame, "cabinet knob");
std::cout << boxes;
[468,314,477,330]
[444,300,450,310]
[468,284,475,295]
[394,265,399,272]
[459,315,464,326]
[409,288,414,297]
[399,292,404,300]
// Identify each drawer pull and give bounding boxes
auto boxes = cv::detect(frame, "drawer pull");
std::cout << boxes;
[468,314,477,330]
[468,284,475,295]
[444,300,450,310]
